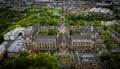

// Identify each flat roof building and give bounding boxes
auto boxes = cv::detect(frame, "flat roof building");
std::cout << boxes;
[4,28,24,40]
[0,45,6,62]
[89,7,113,15]
[7,35,24,58]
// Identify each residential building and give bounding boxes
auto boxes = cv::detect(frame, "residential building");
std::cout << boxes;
[0,45,6,62]
[107,27,120,45]
[89,7,113,15]
[74,53,101,69]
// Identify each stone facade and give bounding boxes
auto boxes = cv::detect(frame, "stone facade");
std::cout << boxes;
[23,4,103,68]
[24,4,103,53]
[107,27,120,45]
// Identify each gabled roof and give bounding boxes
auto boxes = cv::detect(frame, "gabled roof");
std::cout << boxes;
[35,36,56,42]
[60,32,67,44]
[107,27,120,38]
[58,23,69,33]
[72,35,92,40]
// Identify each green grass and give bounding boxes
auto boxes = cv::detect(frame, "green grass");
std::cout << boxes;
[48,9,60,16]
[39,32,48,36]
[29,9,41,12]
[27,7,60,16]
[102,31,116,50]
[72,32,81,36]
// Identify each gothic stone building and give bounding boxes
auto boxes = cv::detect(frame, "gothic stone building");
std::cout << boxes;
[23,5,103,69]
[24,4,103,53]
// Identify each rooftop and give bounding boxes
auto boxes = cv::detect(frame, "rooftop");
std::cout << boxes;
[36,36,56,42]
[74,53,101,64]
[0,45,5,55]
[72,36,92,40]
[89,7,113,15]
[7,38,24,53]
[107,27,120,38]
[4,27,24,37]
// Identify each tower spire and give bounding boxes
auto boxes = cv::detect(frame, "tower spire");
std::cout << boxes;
[60,3,65,23]
[91,24,93,32]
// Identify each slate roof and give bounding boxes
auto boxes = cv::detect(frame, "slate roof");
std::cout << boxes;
[35,36,56,42]
[72,35,92,40]
[74,53,101,64]
[59,32,68,44]
[96,35,102,39]
[58,23,69,32]
[107,27,120,38]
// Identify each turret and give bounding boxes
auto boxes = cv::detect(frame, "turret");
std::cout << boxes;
[91,24,93,32]
[60,3,65,23]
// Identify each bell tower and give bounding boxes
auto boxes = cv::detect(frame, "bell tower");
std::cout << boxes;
[57,3,70,50]
[57,3,71,68]
[60,4,65,24]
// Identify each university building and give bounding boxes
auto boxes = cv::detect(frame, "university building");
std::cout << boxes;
[0,3,103,68]
[23,5,103,68]
[24,4,103,53]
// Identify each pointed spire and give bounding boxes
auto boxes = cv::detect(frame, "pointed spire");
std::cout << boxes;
[91,24,93,32]
[60,3,65,23]
[61,3,64,13]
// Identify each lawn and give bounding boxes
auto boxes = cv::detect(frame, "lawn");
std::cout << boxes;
[72,32,81,36]
[39,32,48,36]
[48,9,60,16]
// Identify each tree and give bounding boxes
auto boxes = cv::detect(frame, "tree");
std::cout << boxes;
[1,59,15,69]
[103,25,107,30]
[109,55,119,69]
[79,20,85,26]
[100,50,110,61]
[20,50,29,57]
[109,25,116,30]
[48,29,55,35]
[70,28,75,35]
[70,57,75,68]
[14,56,29,69]
[92,20,101,27]
[109,58,118,69]
[113,54,120,64]
[117,27,120,33]
[1,52,60,69]
[76,20,81,26]
[102,31,107,36]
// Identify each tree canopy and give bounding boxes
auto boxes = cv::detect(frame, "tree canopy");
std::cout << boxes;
[1,51,60,69]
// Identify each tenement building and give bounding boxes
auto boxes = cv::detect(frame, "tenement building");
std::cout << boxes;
[107,27,120,45]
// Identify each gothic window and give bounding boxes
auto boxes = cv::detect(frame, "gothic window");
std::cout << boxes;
[84,42,86,46]
[52,46,54,49]
[76,42,77,46]
[50,43,52,46]
[81,42,83,46]
[42,43,43,46]
[73,42,74,46]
